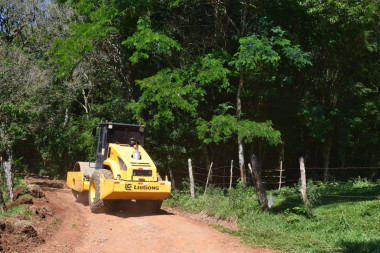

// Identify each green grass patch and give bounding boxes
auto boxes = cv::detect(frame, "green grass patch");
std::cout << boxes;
[52,218,63,225]
[209,224,237,234]
[0,176,34,220]
[0,204,27,218]
[165,179,380,252]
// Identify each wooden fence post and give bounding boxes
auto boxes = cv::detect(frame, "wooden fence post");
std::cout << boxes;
[203,162,213,199]
[229,160,233,189]
[169,167,175,189]
[188,158,195,198]
[299,157,309,209]
[250,154,269,211]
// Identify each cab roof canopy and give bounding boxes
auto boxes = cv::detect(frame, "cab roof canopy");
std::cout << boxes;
[98,122,145,146]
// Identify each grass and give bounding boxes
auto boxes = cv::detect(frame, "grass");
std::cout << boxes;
[0,204,27,218]
[164,178,380,253]
[0,175,33,219]
[52,218,63,225]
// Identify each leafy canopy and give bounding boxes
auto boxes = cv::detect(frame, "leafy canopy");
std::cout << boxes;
[123,16,181,65]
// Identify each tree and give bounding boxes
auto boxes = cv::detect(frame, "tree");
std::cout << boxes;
[297,0,379,179]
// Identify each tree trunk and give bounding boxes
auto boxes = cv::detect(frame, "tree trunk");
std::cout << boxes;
[250,154,268,211]
[238,139,246,185]
[0,190,6,213]
[4,147,13,202]
[169,167,175,189]
[221,0,250,186]
[0,157,5,213]
[237,71,246,185]
[248,163,261,207]
[299,157,311,214]
[63,108,69,128]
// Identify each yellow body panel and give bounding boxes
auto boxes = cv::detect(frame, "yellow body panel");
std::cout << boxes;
[99,178,171,200]
[83,181,90,191]
[67,171,90,192]
[104,144,158,182]
[67,172,84,192]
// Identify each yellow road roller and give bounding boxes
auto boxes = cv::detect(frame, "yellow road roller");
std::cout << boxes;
[67,122,171,213]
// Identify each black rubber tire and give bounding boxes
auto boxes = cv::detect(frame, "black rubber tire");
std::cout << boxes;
[88,169,114,213]
[72,189,88,204]
[136,200,163,213]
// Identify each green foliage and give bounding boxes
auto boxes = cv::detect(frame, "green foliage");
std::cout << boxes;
[38,116,100,177]
[12,174,26,189]
[51,0,119,77]
[195,53,231,89]
[123,16,181,65]
[127,68,205,125]
[239,120,281,145]
[196,115,281,146]
[301,105,335,141]
[196,115,237,144]
[231,28,311,71]
[231,35,280,71]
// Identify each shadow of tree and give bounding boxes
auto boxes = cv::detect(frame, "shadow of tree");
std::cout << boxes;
[315,239,380,253]
[338,239,380,253]
[270,183,380,214]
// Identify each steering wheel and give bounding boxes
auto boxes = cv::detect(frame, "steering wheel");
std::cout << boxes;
[129,137,136,146]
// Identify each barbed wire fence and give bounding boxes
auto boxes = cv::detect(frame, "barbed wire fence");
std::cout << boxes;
[176,163,254,188]
[171,157,380,202]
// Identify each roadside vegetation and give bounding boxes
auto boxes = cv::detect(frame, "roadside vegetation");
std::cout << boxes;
[0,175,31,218]
[165,178,380,253]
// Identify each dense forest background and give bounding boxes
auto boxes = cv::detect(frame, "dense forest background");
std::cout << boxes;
[0,0,379,182]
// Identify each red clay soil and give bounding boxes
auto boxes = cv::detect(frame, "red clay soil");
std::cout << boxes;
[5,197,33,210]
[1,176,279,253]
[6,188,25,200]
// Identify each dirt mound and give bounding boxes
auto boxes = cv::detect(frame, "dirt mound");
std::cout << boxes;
[26,184,45,198]
[4,184,46,210]
[6,197,33,210]
[29,205,53,219]
[0,176,64,252]
[30,179,66,189]
[6,188,25,200]
[0,218,45,252]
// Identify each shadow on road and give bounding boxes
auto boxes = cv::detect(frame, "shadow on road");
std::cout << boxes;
[75,200,175,218]
[106,207,174,218]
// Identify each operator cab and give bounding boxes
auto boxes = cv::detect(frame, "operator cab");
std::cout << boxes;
[92,122,145,170]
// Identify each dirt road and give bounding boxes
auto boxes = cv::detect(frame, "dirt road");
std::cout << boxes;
[26,179,276,253]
